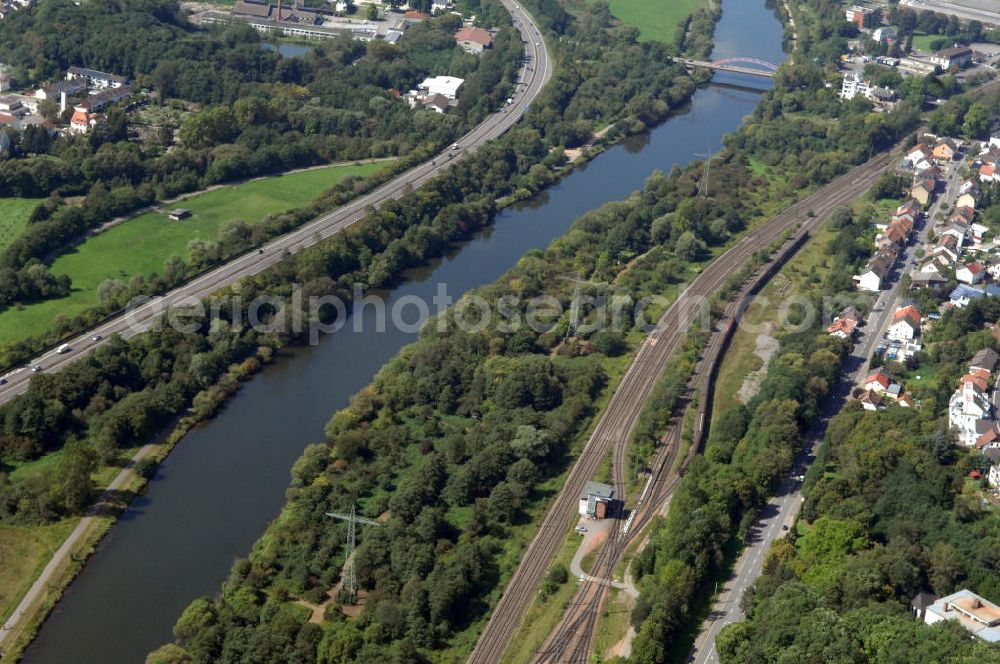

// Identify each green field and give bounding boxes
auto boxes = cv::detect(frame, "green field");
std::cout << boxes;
[607,0,706,42]
[910,32,943,53]
[0,198,42,254]
[0,161,392,347]
[0,520,77,624]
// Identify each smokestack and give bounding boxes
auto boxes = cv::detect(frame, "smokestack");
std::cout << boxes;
[60,90,67,113]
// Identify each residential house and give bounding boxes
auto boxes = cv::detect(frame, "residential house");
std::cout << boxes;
[951,284,987,308]
[906,144,931,169]
[879,222,909,249]
[69,105,100,134]
[930,46,973,70]
[970,348,999,374]
[887,305,921,342]
[827,317,857,339]
[420,93,450,113]
[911,272,947,289]
[976,427,1000,451]
[78,86,130,112]
[454,26,492,54]
[865,368,891,393]
[872,26,897,42]
[979,162,1000,183]
[859,389,885,411]
[578,481,613,519]
[923,589,1000,643]
[419,75,464,99]
[934,234,961,263]
[957,192,978,210]
[950,206,975,226]
[897,198,921,217]
[957,262,986,285]
[838,306,862,323]
[840,72,872,100]
[933,138,959,161]
[856,251,894,291]
[845,5,872,27]
[949,381,992,446]
[910,181,932,206]
[959,179,980,196]
[65,66,126,89]
[34,78,85,101]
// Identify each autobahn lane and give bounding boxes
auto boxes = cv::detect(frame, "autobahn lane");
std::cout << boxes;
[0,0,551,407]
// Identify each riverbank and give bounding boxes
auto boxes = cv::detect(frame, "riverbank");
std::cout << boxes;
[1,22,736,664]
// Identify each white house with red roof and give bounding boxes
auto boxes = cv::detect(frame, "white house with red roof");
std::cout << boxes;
[957,262,986,285]
[865,368,891,393]
[887,305,921,342]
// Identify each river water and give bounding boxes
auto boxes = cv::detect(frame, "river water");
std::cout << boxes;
[23,3,784,662]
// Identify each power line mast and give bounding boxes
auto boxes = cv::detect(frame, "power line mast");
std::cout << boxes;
[557,274,607,342]
[694,150,720,198]
[326,504,381,601]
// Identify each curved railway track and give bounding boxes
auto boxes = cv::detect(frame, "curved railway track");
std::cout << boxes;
[470,148,896,664]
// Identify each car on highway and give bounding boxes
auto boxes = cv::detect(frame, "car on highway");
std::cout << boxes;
[0,377,6,385]
[574,525,587,533]
[92,334,102,342]
[57,343,71,354]
[31,365,42,372]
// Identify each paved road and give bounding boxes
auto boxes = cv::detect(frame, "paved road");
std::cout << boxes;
[686,156,968,664]
[0,3,550,655]
[901,0,1000,27]
[0,444,159,656]
[855,155,966,381]
[0,0,552,407]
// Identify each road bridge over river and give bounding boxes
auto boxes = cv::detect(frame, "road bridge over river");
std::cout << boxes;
[677,57,779,78]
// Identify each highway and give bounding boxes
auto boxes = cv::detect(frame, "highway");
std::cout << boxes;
[469,146,898,664]
[686,156,968,664]
[0,0,552,407]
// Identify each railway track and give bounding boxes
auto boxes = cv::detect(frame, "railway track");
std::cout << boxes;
[469,147,896,664]
[479,75,1000,664]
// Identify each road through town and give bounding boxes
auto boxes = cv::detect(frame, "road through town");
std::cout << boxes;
[686,156,970,664]
[0,0,551,408]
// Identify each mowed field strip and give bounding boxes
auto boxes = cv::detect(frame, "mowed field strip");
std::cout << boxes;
[0,161,393,347]
[607,0,707,42]
[0,199,42,254]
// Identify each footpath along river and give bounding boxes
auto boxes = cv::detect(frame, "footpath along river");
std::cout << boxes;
[23,3,784,661]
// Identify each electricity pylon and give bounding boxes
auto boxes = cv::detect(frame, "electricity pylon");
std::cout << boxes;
[694,150,721,197]
[326,504,380,600]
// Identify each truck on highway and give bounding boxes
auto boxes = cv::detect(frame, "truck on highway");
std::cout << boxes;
[57,343,71,354]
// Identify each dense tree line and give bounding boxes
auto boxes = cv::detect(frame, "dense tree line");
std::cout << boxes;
[0,0,711,364]
[0,0,716,511]
[0,0,523,306]
[145,37,934,662]
[715,311,1000,662]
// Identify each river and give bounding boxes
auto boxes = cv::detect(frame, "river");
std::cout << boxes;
[22,3,784,662]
